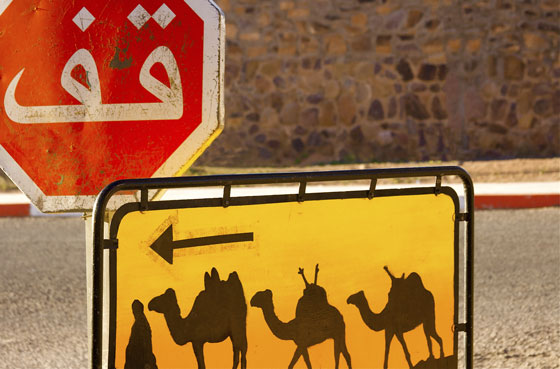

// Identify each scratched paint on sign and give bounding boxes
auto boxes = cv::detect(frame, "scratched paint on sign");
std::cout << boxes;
[112,193,457,368]
[0,0,224,212]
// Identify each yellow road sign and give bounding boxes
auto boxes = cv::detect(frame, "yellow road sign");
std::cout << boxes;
[93,168,474,369]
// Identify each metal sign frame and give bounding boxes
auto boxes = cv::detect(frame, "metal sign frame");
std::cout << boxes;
[92,167,474,369]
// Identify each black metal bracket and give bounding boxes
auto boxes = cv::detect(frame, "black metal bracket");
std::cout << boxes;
[223,184,231,208]
[435,175,442,195]
[103,239,118,250]
[454,323,467,332]
[368,178,377,199]
[298,181,307,202]
[140,187,148,211]
[457,213,471,222]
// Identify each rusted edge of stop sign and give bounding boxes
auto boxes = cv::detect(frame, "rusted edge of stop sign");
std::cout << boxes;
[0,0,225,213]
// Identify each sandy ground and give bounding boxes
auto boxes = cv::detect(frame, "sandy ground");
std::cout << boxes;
[0,208,558,369]
[1,158,559,192]
[187,157,560,184]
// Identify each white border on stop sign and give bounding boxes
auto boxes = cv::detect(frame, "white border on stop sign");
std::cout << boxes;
[0,0,225,213]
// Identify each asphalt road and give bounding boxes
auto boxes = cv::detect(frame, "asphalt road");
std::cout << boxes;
[0,208,559,368]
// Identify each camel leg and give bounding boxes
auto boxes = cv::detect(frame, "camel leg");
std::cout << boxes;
[383,331,393,369]
[302,348,312,369]
[333,339,340,369]
[232,347,240,369]
[240,346,247,369]
[334,337,352,369]
[424,322,444,359]
[231,323,248,369]
[232,344,247,369]
[423,323,434,358]
[193,342,206,369]
[395,332,413,369]
[341,341,352,369]
[288,347,305,369]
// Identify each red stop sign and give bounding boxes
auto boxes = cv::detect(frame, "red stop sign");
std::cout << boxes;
[0,0,224,212]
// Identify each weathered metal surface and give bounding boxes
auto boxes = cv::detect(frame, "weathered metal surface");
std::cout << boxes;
[0,0,224,212]
[92,167,475,369]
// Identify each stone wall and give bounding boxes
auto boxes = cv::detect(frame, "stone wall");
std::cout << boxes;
[197,0,560,166]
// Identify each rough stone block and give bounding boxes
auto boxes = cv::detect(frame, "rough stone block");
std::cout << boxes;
[376,4,396,15]
[350,126,365,143]
[376,35,392,54]
[368,99,384,121]
[388,97,397,118]
[351,13,368,28]
[324,80,341,99]
[418,64,437,81]
[279,1,295,11]
[404,94,430,120]
[523,33,549,50]
[534,98,553,117]
[326,35,347,55]
[319,101,337,126]
[491,99,508,121]
[243,60,259,80]
[447,39,462,53]
[432,96,448,120]
[386,9,406,30]
[423,39,444,54]
[506,103,518,127]
[338,92,357,125]
[277,42,297,56]
[396,59,414,81]
[247,46,267,58]
[280,102,300,125]
[291,138,304,153]
[289,8,310,18]
[425,19,440,30]
[406,10,424,28]
[226,22,238,39]
[240,32,260,41]
[351,35,373,52]
[504,56,525,80]
[467,39,482,53]
[302,107,319,126]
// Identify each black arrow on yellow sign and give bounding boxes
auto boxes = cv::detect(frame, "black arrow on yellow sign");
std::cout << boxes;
[150,225,254,264]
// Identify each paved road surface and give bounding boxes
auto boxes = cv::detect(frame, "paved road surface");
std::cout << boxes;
[0,208,558,368]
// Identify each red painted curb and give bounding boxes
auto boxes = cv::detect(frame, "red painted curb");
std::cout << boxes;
[0,203,30,217]
[0,194,558,216]
[475,194,560,210]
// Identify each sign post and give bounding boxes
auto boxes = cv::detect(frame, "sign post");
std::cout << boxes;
[1,2,224,368]
[93,167,474,369]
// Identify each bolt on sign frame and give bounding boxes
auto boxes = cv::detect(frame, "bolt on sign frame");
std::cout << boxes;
[92,167,474,369]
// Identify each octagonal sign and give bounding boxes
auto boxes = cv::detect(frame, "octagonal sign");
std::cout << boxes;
[0,0,224,212]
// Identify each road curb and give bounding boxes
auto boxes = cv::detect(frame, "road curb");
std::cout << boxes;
[0,203,31,217]
[1,193,558,217]
[474,194,560,210]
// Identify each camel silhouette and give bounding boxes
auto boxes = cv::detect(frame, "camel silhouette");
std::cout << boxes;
[124,300,158,369]
[148,268,247,369]
[250,265,352,369]
[346,266,444,369]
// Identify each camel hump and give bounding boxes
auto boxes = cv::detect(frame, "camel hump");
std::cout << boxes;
[296,284,329,319]
[226,271,242,289]
[211,267,220,280]
[406,272,426,291]
[204,267,222,292]
[303,284,327,301]
[388,271,430,307]
[226,271,245,298]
